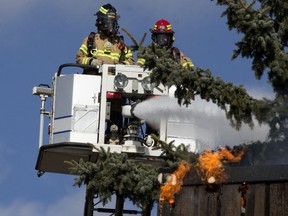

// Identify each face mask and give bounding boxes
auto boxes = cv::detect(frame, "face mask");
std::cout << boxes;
[154,33,171,47]
[97,16,119,37]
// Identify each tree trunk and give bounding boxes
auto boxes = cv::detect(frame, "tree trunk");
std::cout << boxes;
[83,188,94,216]
[115,194,124,216]
[141,201,153,216]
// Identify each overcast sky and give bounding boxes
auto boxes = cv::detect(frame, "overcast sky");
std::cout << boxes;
[0,0,273,215]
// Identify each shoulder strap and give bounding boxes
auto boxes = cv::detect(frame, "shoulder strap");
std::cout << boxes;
[117,35,126,63]
[87,32,96,56]
[172,47,181,64]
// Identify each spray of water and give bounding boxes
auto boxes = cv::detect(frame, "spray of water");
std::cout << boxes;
[133,94,269,150]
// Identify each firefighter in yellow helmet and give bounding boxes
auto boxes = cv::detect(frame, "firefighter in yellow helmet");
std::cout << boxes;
[76,4,134,74]
[137,19,194,68]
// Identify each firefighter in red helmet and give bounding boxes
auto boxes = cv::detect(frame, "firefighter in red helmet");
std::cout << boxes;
[137,19,194,68]
[151,19,174,48]
[76,4,134,75]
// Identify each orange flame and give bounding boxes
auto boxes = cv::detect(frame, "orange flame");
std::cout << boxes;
[159,161,191,204]
[238,182,248,211]
[197,147,245,185]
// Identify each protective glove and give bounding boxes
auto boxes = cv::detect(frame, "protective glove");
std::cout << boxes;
[90,59,103,67]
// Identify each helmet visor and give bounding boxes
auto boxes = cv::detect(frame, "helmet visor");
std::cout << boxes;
[103,18,118,31]
[153,33,172,47]
[99,17,118,36]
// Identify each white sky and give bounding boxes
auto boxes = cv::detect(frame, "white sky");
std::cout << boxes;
[0,0,273,215]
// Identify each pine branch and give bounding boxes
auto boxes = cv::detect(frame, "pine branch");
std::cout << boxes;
[121,27,147,51]
[140,45,259,129]
[67,148,161,208]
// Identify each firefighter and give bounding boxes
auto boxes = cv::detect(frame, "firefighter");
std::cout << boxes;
[137,19,194,137]
[76,3,134,75]
[76,4,134,142]
[136,19,194,68]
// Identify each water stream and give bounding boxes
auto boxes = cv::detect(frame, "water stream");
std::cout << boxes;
[133,95,269,151]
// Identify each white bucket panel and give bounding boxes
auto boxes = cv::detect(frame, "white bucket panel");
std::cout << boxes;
[52,74,101,144]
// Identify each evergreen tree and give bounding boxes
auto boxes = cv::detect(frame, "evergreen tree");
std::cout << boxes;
[66,147,159,210]
[215,0,288,140]
[67,142,197,215]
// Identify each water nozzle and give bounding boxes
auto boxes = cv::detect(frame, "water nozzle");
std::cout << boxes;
[122,102,139,119]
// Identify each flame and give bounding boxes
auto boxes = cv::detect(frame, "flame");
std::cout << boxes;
[197,147,245,184]
[159,160,191,204]
[238,182,248,212]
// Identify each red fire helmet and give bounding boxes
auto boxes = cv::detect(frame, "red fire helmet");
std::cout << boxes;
[151,19,174,34]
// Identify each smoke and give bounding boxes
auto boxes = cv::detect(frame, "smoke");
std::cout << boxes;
[133,93,269,151]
